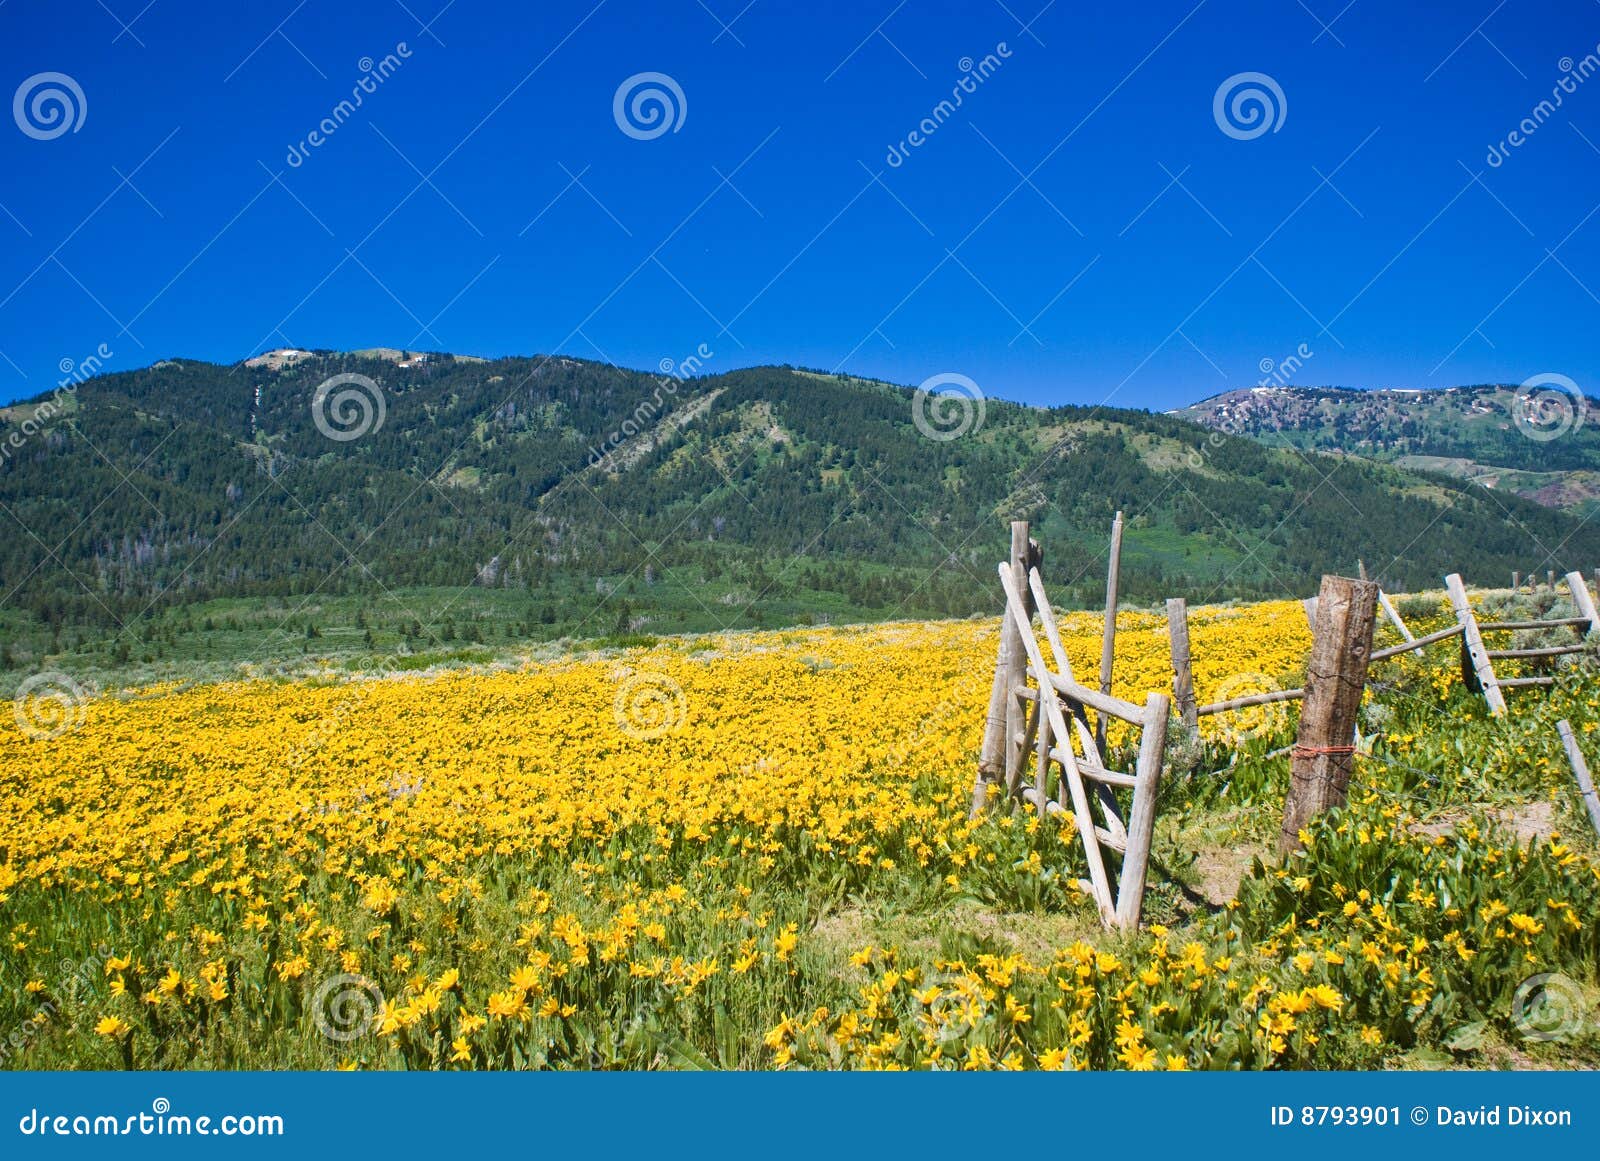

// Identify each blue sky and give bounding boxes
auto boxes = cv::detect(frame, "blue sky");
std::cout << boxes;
[1,0,1598,410]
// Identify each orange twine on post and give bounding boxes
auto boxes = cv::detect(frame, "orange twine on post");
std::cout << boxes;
[1290,744,1357,759]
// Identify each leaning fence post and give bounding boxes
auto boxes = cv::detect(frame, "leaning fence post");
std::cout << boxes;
[1556,719,1600,838]
[1565,571,1600,637]
[1166,597,1197,729]
[1002,522,1035,810]
[1279,575,1378,855]
[1377,590,1414,642]
[1446,573,1506,715]
[1095,511,1124,759]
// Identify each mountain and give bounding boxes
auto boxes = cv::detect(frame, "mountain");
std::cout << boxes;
[2,353,1597,675]
[1177,384,1600,516]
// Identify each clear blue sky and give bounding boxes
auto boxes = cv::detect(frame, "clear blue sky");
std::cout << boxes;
[1,0,1597,410]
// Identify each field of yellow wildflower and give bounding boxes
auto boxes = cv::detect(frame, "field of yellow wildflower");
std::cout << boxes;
[2,592,1598,1070]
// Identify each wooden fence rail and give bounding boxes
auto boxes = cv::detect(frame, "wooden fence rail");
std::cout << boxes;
[974,521,1600,930]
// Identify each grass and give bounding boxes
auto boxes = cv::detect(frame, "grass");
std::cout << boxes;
[2,595,1598,1070]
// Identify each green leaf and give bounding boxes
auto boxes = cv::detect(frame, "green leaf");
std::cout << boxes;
[1444,1020,1488,1052]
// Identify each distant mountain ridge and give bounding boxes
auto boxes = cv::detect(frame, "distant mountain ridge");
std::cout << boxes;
[1177,383,1600,515]
[2,354,1597,648]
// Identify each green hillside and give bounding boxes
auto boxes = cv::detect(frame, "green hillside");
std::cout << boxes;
[2,354,1596,685]
[1178,384,1600,515]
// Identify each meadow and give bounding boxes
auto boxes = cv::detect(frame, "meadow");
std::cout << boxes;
[1,592,1598,1070]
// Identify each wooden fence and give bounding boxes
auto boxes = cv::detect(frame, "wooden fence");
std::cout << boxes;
[972,519,1600,930]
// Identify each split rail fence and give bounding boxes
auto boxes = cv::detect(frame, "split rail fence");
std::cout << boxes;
[971,518,1600,932]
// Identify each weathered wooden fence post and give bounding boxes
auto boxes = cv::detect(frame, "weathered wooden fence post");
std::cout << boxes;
[1003,523,1036,806]
[1565,571,1600,636]
[1167,597,1197,729]
[973,659,1009,815]
[1446,573,1506,715]
[1279,575,1378,855]
[1095,512,1124,759]
[1556,719,1600,838]
[1116,691,1171,929]
[972,521,1036,815]
[1377,590,1414,642]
